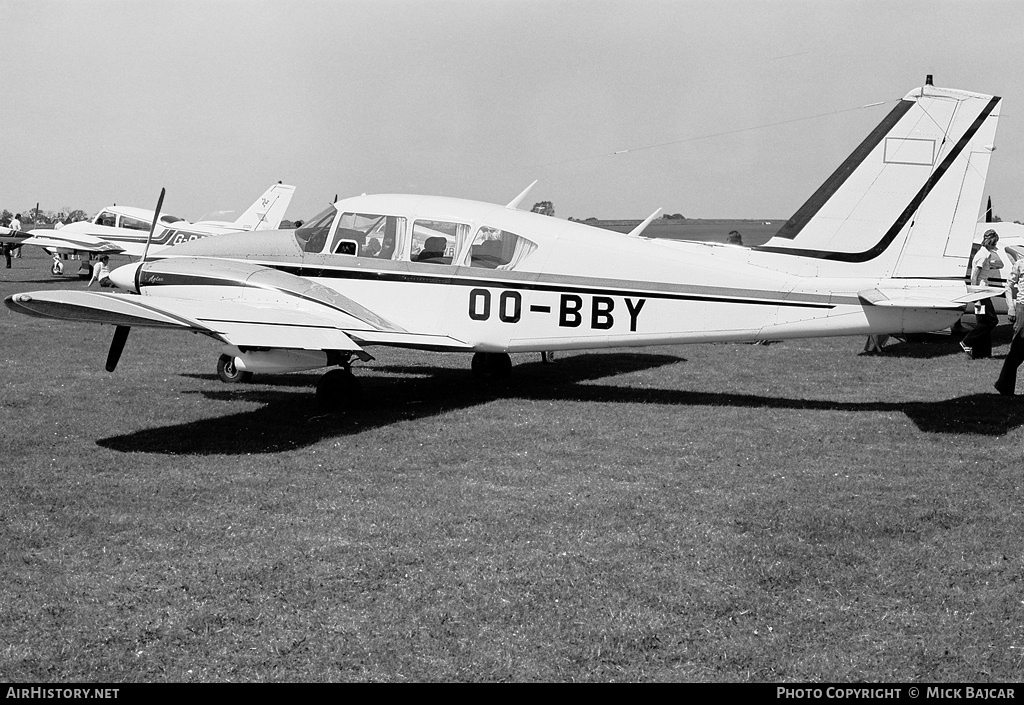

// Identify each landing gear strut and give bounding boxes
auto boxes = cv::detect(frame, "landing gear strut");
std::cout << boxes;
[471,352,512,378]
[217,354,253,383]
[315,358,362,410]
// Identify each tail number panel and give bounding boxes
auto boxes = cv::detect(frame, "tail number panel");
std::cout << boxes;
[468,289,646,331]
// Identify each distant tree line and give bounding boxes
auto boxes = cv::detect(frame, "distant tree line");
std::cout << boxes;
[1,206,91,228]
[568,212,687,222]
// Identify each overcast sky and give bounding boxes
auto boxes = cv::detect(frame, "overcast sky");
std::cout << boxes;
[3,0,1023,223]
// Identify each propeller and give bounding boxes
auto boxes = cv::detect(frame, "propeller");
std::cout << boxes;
[105,325,131,372]
[141,187,166,263]
[104,187,164,372]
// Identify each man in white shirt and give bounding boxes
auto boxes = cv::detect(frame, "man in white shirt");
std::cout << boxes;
[961,229,1004,359]
[9,213,22,258]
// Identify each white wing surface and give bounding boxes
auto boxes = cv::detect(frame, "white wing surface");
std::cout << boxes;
[5,256,470,353]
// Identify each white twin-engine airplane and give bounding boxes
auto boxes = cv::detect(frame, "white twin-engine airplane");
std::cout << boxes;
[20,182,296,258]
[4,82,1004,408]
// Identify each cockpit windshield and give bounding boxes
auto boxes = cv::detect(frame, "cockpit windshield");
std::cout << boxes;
[294,206,338,253]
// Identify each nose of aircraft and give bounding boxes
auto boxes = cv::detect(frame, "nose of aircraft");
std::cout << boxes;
[109,262,141,292]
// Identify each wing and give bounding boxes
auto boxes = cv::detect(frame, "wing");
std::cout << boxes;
[20,231,126,255]
[5,256,470,354]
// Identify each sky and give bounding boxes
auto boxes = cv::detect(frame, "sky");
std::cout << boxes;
[3,0,1024,223]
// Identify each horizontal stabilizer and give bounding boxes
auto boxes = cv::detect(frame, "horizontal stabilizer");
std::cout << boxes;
[951,286,1007,304]
[858,286,1001,309]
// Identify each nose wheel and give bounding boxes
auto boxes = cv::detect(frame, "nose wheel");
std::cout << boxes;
[471,352,512,378]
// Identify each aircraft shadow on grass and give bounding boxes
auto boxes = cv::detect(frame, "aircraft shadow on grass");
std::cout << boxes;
[96,352,1024,455]
[863,325,1015,360]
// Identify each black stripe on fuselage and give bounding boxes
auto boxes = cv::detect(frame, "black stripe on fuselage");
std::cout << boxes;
[140,259,837,310]
[755,95,1000,262]
[262,264,837,310]
[98,230,178,246]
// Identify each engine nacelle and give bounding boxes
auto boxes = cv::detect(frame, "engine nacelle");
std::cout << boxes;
[220,345,329,373]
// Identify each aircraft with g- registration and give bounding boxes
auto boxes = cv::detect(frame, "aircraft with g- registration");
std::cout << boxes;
[4,80,1006,409]
[19,182,296,259]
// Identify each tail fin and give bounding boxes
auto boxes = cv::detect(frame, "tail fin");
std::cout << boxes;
[755,83,1000,280]
[231,182,296,231]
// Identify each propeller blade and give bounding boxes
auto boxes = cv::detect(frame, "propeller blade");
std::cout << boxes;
[105,325,131,372]
[141,187,166,263]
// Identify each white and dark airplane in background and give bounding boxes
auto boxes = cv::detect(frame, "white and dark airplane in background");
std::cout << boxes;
[20,182,296,259]
[5,80,1005,408]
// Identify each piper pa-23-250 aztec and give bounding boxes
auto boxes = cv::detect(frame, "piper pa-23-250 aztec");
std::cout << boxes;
[4,81,1005,409]
[19,182,296,258]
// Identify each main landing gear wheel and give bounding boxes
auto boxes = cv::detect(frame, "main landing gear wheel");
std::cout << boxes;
[217,354,253,384]
[471,352,512,379]
[316,367,362,410]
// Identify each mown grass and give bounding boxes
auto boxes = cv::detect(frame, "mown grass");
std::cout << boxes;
[2,248,1024,682]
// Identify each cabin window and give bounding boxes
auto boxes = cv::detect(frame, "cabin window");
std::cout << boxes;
[95,211,117,227]
[120,215,150,231]
[329,213,407,260]
[410,220,469,265]
[468,227,538,270]
[294,207,339,253]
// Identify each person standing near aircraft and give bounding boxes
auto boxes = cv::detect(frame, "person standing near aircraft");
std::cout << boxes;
[4,212,22,264]
[87,255,113,288]
[8,213,22,261]
[961,229,1003,359]
[995,255,1024,396]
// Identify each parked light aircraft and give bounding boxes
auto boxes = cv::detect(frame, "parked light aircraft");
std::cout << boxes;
[4,82,1005,408]
[20,182,295,259]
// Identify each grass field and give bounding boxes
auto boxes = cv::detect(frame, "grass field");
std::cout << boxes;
[2,245,1024,682]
